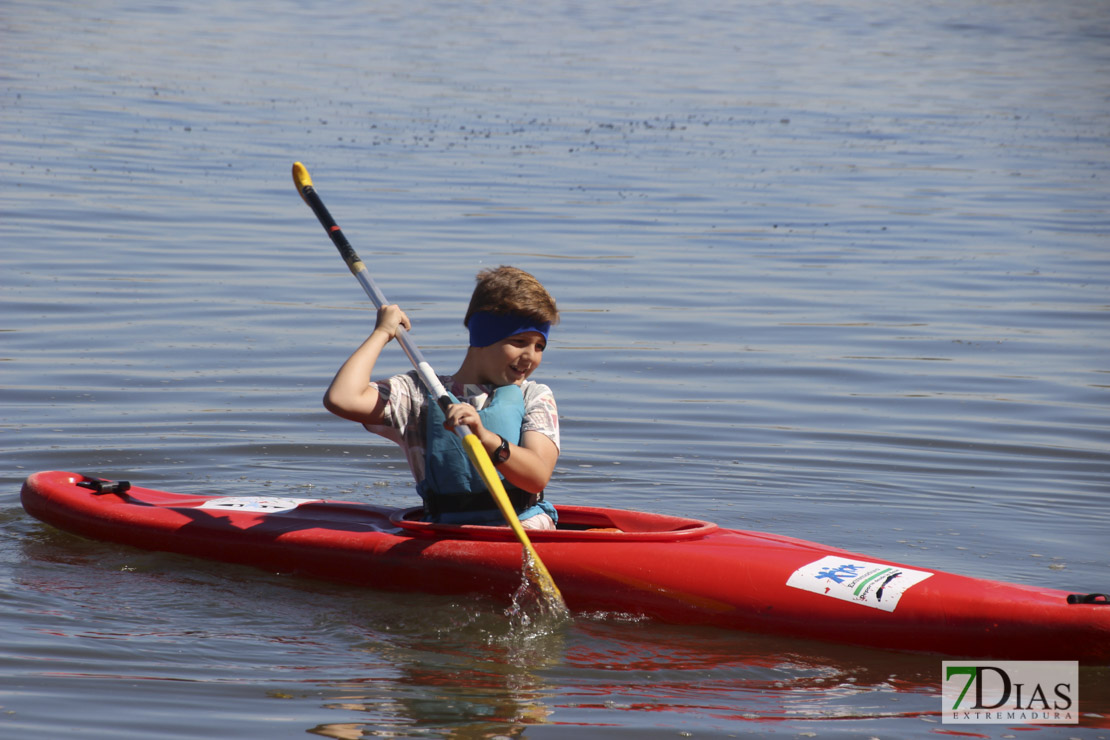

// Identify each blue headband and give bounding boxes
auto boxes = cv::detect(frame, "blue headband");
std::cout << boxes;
[468,311,551,348]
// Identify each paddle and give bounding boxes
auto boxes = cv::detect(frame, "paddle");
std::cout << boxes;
[292,162,565,610]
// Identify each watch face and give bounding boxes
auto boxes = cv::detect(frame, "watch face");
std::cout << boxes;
[495,437,510,463]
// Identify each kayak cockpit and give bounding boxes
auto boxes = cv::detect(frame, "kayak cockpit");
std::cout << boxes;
[389,504,719,542]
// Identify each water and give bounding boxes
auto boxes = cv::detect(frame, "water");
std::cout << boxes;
[3,0,1109,736]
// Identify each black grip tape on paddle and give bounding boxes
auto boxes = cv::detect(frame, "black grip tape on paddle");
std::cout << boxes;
[302,187,363,269]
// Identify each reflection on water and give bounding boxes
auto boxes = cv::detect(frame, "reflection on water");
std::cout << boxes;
[304,614,949,738]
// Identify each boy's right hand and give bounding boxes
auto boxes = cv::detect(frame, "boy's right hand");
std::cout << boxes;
[374,304,411,340]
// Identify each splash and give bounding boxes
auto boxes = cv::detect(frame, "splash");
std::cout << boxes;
[505,548,570,634]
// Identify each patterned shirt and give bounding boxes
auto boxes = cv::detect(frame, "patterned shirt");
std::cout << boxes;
[363,370,559,485]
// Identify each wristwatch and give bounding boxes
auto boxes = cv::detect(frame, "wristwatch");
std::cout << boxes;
[492,435,510,465]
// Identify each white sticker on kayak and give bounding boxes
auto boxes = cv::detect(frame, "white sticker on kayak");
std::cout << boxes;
[786,556,933,612]
[198,497,319,513]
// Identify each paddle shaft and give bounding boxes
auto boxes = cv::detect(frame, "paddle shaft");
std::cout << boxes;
[292,162,564,607]
[292,171,453,417]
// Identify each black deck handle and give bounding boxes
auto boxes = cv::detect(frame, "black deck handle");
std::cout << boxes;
[76,475,132,496]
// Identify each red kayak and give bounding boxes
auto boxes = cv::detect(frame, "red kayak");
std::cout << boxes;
[20,471,1110,663]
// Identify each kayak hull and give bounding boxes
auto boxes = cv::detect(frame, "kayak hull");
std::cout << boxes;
[20,471,1110,663]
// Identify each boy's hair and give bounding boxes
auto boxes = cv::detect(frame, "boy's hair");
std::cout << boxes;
[464,266,559,327]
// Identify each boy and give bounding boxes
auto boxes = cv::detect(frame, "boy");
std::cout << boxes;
[324,265,560,529]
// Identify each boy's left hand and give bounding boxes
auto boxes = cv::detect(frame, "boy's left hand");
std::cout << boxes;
[443,403,499,451]
[443,402,482,433]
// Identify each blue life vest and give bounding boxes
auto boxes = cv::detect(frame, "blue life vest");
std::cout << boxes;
[416,384,556,526]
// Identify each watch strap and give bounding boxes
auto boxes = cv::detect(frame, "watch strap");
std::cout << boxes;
[492,435,510,465]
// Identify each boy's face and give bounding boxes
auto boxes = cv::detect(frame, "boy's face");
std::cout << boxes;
[475,331,546,386]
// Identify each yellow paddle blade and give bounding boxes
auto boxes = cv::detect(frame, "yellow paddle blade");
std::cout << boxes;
[292,161,313,193]
[460,433,565,609]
